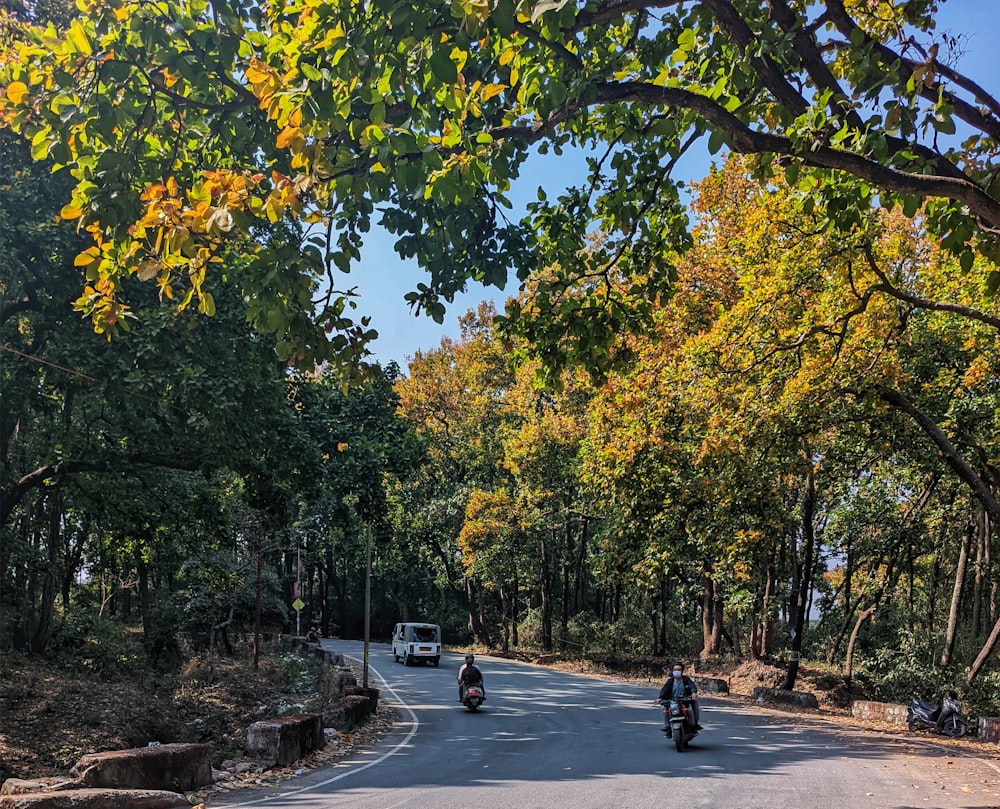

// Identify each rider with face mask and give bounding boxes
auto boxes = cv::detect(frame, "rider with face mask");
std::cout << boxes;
[657,662,702,732]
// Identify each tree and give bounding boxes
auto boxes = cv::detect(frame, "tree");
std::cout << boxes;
[577,151,1000,685]
[283,364,421,639]
[393,303,517,645]
[2,1,998,372]
[502,360,593,651]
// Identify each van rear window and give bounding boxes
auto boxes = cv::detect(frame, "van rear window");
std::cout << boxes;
[413,627,439,642]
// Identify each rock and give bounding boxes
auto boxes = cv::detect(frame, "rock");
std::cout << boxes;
[245,714,324,768]
[691,676,729,694]
[342,686,379,714]
[70,743,212,791]
[0,780,73,797]
[751,686,819,709]
[321,694,374,732]
[0,788,189,809]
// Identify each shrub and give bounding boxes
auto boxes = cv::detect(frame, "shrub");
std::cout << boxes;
[850,628,945,702]
[46,606,144,679]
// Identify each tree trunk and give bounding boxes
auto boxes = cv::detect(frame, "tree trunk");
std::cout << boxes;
[968,612,1000,684]
[700,567,715,660]
[941,517,972,666]
[972,507,988,637]
[540,532,553,651]
[752,561,777,659]
[877,387,1000,526]
[575,516,589,614]
[730,608,743,658]
[827,599,860,666]
[29,493,59,654]
[476,582,490,647]
[253,523,263,672]
[844,604,877,686]
[659,578,669,656]
[782,452,816,691]
[465,577,488,646]
[560,513,571,649]
[500,585,511,654]
[512,567,520,647]
[137,545,152,641]
[843,533,853,617]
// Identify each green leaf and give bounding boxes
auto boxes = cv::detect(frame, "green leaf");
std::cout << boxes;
[430,50,458,83]
[707,128,727,155]
[493,1,515,35]
[931,113,956,135]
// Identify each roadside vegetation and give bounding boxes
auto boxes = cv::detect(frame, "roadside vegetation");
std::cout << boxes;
[3,0,1000,785]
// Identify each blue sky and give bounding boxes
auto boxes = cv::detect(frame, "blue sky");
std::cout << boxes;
[352,0,1000,369]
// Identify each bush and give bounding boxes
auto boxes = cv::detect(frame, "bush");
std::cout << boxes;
[46,606,144,679]
[850,628,946,703]
[963,670,1000,720]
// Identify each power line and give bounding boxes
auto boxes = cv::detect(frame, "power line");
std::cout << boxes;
[0,342,166,407]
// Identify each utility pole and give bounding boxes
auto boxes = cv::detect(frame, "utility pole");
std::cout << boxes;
[363,523,372,689]
[253,522,263,672]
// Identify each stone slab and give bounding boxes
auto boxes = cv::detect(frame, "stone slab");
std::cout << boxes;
[0,788,189,809]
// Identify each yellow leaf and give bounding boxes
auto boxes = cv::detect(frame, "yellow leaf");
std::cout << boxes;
[245,60,271,84]
[73,247,100,266]
[67,22,93,56]
[478,83,507,102]
[276,126,301,149]
[6,82,28,104]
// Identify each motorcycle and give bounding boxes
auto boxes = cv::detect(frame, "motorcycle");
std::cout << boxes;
[657,697,699,752]
[906,690,968,738]
[461,682,486,712]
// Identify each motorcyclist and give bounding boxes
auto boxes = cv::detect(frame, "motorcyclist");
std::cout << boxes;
[457,653,484,702]
[657,661,702,733]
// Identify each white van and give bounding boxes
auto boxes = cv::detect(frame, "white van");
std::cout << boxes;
[391,622,441,666]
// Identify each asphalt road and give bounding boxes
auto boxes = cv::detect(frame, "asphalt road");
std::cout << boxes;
[215,640,1000,809]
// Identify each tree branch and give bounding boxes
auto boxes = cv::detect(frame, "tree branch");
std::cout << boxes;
[862,244,1000,331]
[874,385,1000,526]
[1,454,204,528]
[493,81,1000,230]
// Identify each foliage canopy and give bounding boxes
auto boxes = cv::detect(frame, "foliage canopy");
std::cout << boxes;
[2,0,998,372]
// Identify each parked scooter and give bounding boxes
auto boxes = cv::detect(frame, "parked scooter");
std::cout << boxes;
[906,691,969,738]
[657,697,699,751]
[461,682,486,712]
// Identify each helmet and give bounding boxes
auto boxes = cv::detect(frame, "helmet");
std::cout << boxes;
[465,654,475,663]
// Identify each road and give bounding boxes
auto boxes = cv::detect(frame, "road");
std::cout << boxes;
[215,640,1000,809]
